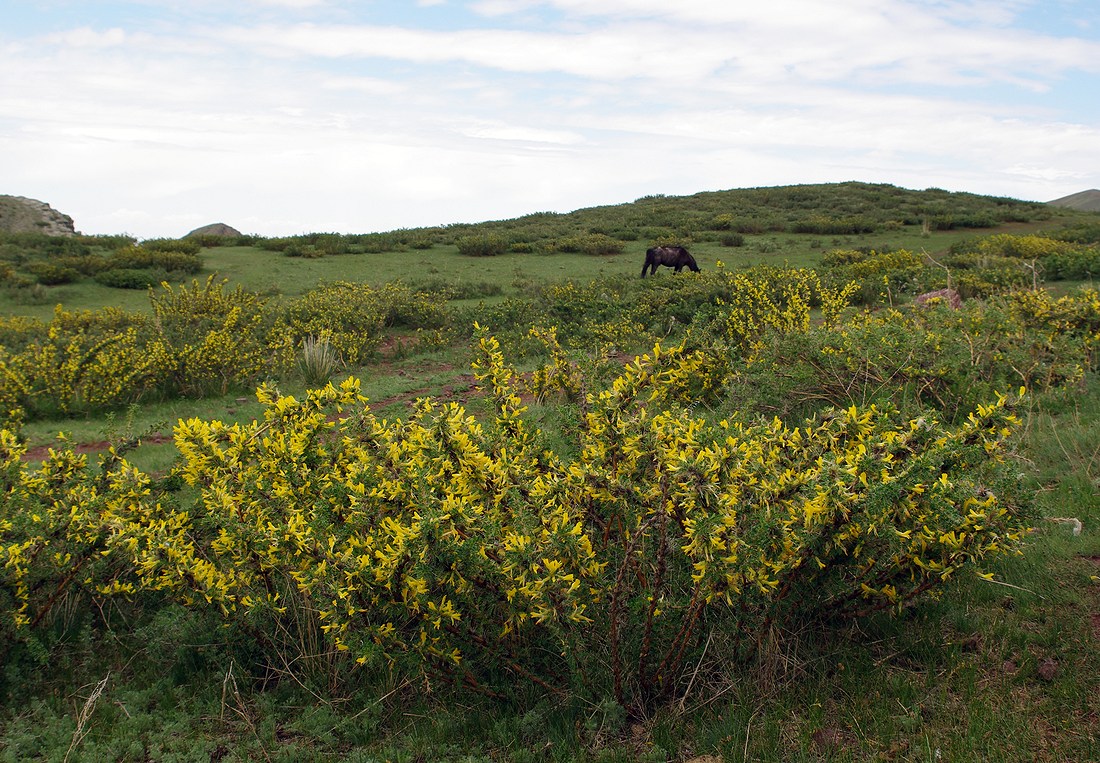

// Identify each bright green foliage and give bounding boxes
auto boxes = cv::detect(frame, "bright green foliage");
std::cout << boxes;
[456,234,509,257]
[554,233,626,256]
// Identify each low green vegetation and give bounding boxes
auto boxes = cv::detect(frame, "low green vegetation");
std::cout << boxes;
[0,183,1098,761]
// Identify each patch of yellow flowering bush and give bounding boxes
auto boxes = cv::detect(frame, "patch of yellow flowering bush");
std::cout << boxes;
[0,323,1033,711]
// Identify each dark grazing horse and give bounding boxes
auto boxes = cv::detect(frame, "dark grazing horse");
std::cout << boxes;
[641,246,700,278]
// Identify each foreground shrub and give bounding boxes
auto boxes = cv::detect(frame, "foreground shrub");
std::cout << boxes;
[0,331,1033,714]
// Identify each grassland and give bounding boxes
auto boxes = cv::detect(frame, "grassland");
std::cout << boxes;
[0,182,1098,761]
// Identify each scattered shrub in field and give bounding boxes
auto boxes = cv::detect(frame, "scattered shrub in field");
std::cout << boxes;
[1005,287,1100,368]
[725,288,1100,422]
[711,213,735,230]
[311,234,349,256]
[277,281,389,367]
[26,262,79,285]
[150,276,281,397]
[820,249,933,304]
[94,267,171,289]
[283,242,325,258]
[0,315,44,355]
[107,246,202,275]
[1050,222,1100,245]
[378,282,453,329]
[0,279,289,415]
[258,237,294,253]
[1039,247,1100,281]
[791,215,876,235]
[53,254,109,276]
[456,234,508,257]
[948,233,1075,263]
[6,281,49,304]
[720,232,745,247]
[951,268,1032,299]
[554,233,625,256]
[140,238,202,255]
[0,308,168,416]
[409,278,503,300]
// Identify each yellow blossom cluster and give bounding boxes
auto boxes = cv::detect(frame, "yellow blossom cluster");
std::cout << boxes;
[712,268,856,360]
[0,325,1032,708]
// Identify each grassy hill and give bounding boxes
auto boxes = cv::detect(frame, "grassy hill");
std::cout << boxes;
[1048,189,1100,212]
[1,181,1084,321]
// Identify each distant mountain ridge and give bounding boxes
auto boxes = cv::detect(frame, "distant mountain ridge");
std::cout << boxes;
[1047,189,1100,212]
[0,195,76,236]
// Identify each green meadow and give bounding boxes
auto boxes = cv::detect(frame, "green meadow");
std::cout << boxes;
[1,182,1098,761]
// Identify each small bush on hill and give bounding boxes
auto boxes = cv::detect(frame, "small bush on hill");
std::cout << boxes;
[94,268,171,289]
[554,233,626,256]
[140,237,202,255]
[456,234,509,257]
[107,246,202,274]
[26,262,78,285]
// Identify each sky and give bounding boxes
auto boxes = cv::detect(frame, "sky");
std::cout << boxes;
[1,1,1099,240]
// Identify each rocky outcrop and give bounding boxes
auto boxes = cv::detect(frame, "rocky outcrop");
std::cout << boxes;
[0,195,77,236]
[913,288,962,309]
[184,223,243,238]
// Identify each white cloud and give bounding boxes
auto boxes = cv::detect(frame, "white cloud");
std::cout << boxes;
[0,0,1097,236]
[247,0,329,8]
[452,118,584,145]
[43,26,127,48]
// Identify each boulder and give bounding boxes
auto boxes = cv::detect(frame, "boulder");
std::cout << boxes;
[913,288,962,309]
[0,195,77,236]
[184,222,243,238]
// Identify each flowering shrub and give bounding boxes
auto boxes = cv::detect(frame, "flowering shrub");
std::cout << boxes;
[724,287,1100,422]
[0,308,169,416]
[0,329,1033,712]
[150,277,282,397]
[0,279,283,415]
[277,281,451,366]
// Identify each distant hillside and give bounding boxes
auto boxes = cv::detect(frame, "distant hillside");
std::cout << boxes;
[0,195,76,236]
[1047,189,1100,212]
[234,182,1062,258]
[442,181,1053,244]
